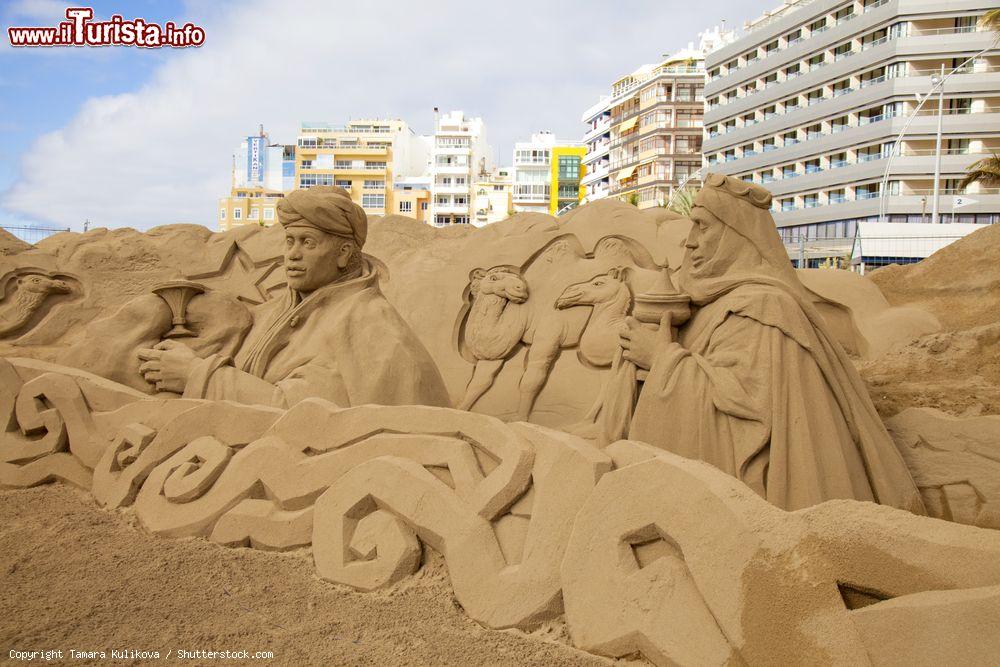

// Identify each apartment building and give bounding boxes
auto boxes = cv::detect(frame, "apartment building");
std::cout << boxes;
[294,119,428,218]
[512,132,586,214]
[393,176,431,223]
[581,96,612,202]
[702,0,999,259]
[218,128,294,231]
[474,167,513,225]
[429,110,492,226]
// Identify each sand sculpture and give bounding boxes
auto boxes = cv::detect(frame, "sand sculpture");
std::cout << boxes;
[0,271,74,338]
[2,176,1000,664]
[625,175,925,513]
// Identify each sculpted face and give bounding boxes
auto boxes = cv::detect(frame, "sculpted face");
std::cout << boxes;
[283,226,355,294]
[684,206,727,275]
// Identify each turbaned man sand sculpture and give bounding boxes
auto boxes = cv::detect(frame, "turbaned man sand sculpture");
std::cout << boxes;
[2,177,999,666]
[620,174,926,513]
[135,186,449,409]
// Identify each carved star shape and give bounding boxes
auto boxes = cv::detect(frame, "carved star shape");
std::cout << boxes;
[186,241,284,305]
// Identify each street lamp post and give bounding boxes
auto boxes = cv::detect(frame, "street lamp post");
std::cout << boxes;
[878,43,995,224]
[930,64,945,224]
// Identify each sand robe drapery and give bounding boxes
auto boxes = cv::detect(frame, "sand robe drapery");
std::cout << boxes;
[182,260,450,410]
[629,280,925,513]
[627,174,924,514]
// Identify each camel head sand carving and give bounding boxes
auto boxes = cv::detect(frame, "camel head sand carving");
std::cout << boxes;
[457,266,530,411]
[458,264,638,423]
[0,274,72,338]
[555,267,633,367]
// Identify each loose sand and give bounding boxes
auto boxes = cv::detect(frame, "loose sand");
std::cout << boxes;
[0,486,611,666]
[862,224,1000,418]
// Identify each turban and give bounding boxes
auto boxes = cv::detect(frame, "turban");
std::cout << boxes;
[277,185,367,248]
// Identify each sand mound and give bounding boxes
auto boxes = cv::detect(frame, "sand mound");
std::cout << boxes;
[0,485,606,666]
[0,229,32,256]
[869,224,1000,330]
[860,225,1000,417]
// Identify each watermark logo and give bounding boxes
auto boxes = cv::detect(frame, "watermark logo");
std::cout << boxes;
[7,7,205,48]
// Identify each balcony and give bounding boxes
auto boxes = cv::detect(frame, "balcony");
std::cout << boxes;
[861,36,889,51]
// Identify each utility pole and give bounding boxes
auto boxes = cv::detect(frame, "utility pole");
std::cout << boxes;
[930,64,945,224]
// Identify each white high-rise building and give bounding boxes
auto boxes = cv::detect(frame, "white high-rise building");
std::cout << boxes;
[512,131,559,214]
[702,2,999,268]
[581,97,612,202]
[428,110,492,225]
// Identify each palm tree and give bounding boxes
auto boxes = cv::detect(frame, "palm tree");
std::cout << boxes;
[665,187,697,216]
[959,154,1000,189]
[981,8,1000,34]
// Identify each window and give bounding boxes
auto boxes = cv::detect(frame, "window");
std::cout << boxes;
[300,173,333,188]
[834,5,855,23]
[676,109,700,127]
[558,156,581,180]
[363,179,385,189]
[219,209,226,221]
[949,98,972,114]
[955,15,977,32]
[233,208,242,220]
[335,179,351,190]
[949,138,970,155]
[334,160,352,169]
[421,202,428,210]
[399,201,413,213]
[248,208,259,220]
[365,161,387,171]
[361,194,385,209]
[263,208,274,221]
[675,136,701,154]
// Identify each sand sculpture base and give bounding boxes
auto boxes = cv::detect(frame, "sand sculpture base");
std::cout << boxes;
[2,356,999,665]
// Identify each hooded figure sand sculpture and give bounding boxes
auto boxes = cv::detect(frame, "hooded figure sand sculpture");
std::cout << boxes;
[620,174,925,513]
[136,186,449,409]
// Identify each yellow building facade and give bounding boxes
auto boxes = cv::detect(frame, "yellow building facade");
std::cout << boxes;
[549,145,587,214]
[218,187,285,231]
[294,120,406,217]
[474,167,513,225]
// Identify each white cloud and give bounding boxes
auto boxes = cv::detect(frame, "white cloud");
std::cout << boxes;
[2,0,768,230]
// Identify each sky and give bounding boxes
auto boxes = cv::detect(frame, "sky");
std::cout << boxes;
[0,0,776,231]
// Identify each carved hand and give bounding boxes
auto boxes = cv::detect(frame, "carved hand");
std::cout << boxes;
[137,340,199,393]
[619,312,675,371]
